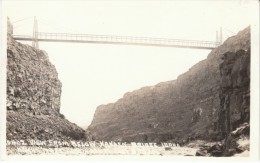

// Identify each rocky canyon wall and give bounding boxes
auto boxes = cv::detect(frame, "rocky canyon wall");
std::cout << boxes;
[6,19,89,141]
[88,27,250,143]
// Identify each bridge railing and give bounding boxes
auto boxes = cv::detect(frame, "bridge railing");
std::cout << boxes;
[35,32,220,48]
[13,33,221,49]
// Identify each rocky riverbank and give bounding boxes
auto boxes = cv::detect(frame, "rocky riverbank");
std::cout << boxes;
[195,123,249,157]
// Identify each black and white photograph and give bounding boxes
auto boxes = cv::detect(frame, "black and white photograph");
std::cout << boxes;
[0,0,259,160]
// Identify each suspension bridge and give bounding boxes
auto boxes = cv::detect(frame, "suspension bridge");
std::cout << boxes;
[12,17,223,50]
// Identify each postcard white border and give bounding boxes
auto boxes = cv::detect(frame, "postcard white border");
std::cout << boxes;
[0,0,259,162]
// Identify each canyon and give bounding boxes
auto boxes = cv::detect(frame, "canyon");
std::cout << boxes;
[88,27,250,147]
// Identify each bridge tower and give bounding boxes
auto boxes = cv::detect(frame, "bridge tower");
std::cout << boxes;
[219,27,223,44]
[216,27,223,45]
[32,16,39,49]
[216,30,219,43]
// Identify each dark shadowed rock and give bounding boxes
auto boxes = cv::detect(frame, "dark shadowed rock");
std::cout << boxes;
[211,150,223,157]
[165,147,172,151]
[207,143,223,153]
[226,149,236,156]
[195,150,207,156]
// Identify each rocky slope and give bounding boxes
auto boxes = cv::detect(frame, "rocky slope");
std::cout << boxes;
[6,19,89,141]
[88,27,250,144]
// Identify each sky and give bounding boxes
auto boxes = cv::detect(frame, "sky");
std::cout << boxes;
[3,0,254,128]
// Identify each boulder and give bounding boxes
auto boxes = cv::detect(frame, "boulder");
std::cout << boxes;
[195,150,207,156]
[165,147,172,151]
[207,143,223,153]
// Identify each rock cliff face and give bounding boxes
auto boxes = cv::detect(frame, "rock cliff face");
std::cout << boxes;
[6,19,88,141]
[219,48,250,138]
[219,48,250,156]
[88,27,250,143]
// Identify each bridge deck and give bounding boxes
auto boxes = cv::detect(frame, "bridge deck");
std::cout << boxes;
[13,32,220,50]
